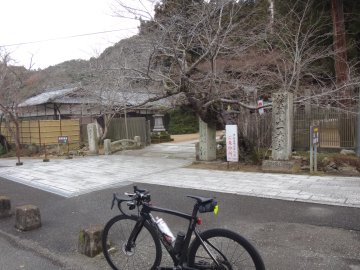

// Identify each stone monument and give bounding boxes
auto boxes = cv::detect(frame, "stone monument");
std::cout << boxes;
[87,123,99,155]
[198,118,216,161]
[104,139,111,155]
[262,91,300,173]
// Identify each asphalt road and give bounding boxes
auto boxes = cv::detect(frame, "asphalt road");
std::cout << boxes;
[1,178,360,270]
[0,233,64,270]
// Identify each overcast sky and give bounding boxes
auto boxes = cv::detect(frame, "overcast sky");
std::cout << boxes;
[1,0,149,69]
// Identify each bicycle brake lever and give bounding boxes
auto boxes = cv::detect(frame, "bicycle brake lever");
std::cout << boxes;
[127,202,136,210]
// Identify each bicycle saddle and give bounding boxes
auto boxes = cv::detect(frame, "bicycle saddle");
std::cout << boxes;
[187,195,213,204]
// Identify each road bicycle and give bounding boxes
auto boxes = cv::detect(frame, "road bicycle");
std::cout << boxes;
[102,186,266,270]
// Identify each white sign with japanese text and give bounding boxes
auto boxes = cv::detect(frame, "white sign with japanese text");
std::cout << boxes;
[225,125,239,162]
[258,99,264,115]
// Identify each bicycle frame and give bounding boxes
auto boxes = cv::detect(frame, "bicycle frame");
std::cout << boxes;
[126,202,221,269]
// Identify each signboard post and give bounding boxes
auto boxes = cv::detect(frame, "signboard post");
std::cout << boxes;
[257,99,264,115]
[226,125,239,166]
[58,136,68,144]
[58,136,72,159]
[43,143,50,162]
[310,124,320,173]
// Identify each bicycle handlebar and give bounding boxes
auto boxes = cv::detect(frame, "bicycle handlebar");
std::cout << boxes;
[111,186,151,214]
[111,186,216,216]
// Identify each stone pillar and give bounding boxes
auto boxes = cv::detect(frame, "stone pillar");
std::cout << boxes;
[271,91,293,161]
[199,118,216,161]
[153,114,166,132]
[15,205,42,231]
[104,139,111,155]
[262,91,300,173]
[87,123,99,155]
[134,136,141,147]
[0,196,11,218]
[78,225,104,258]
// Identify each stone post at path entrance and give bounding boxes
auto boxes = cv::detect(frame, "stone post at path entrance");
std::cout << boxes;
[272,91,293,160]
[262,91,300,173]
[198,118,216,161]
[87,123,99,155]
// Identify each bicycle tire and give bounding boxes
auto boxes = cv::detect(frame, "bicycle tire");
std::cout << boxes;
[102,215,162,270]
[188,228,265,270]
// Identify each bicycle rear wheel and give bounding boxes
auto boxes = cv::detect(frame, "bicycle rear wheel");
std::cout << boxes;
[102,215,162,270]
[188,228,265,270]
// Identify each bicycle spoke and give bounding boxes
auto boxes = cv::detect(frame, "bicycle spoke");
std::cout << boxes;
[103,216,161,270]
[103,188,264,270]
[192,235,259,269]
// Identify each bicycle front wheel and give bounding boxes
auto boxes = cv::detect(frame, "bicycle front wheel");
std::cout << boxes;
[102,215,162,270]
[188,228,265,270]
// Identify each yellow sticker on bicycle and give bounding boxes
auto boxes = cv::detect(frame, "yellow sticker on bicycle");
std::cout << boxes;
[214,204,219,215]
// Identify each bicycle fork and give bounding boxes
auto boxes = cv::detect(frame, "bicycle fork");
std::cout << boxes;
[124,218,145,252]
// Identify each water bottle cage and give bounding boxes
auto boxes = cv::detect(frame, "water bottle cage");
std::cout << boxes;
[198,201,217,213]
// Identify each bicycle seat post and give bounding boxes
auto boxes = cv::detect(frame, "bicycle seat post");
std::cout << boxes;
[191,202,200,218]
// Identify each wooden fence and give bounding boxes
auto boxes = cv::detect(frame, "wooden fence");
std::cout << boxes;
[2,108,355,150]
[0,119,80,146]
[240,112,272,149]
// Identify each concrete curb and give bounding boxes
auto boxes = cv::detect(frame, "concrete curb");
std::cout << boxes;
[0,229,98,270]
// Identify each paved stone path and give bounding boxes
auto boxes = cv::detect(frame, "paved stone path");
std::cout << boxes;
[0,140,359,208]
[0,155,191,197]
[137,168,360,208]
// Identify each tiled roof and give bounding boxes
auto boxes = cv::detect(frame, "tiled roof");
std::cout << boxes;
[18,87,180,109]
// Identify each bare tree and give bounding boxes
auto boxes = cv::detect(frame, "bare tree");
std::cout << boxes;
[112,0,270,126]
[0,49,27,159]
[108,0,360,159]
[86,36,168,141]
[268,1,333,96]
[0,47,42,160]
[266,0,360,111]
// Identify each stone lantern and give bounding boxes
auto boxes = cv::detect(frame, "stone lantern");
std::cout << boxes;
[153,114,166,132]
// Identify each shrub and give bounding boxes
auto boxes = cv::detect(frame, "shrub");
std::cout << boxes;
[168,108,199,134]
[151,131,173,143]
[0,144,5,156]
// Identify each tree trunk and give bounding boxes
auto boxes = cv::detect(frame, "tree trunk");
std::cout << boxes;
[356,89,360,157]
[4,114,21,156]
[331,0,349,86]
[268,0,274,33]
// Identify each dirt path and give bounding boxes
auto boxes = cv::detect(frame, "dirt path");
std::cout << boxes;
[171,131,223,143]
[171,133,199,142]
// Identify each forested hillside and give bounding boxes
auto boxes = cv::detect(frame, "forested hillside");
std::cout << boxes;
[2,0,360,124]
[4,1,353,104]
